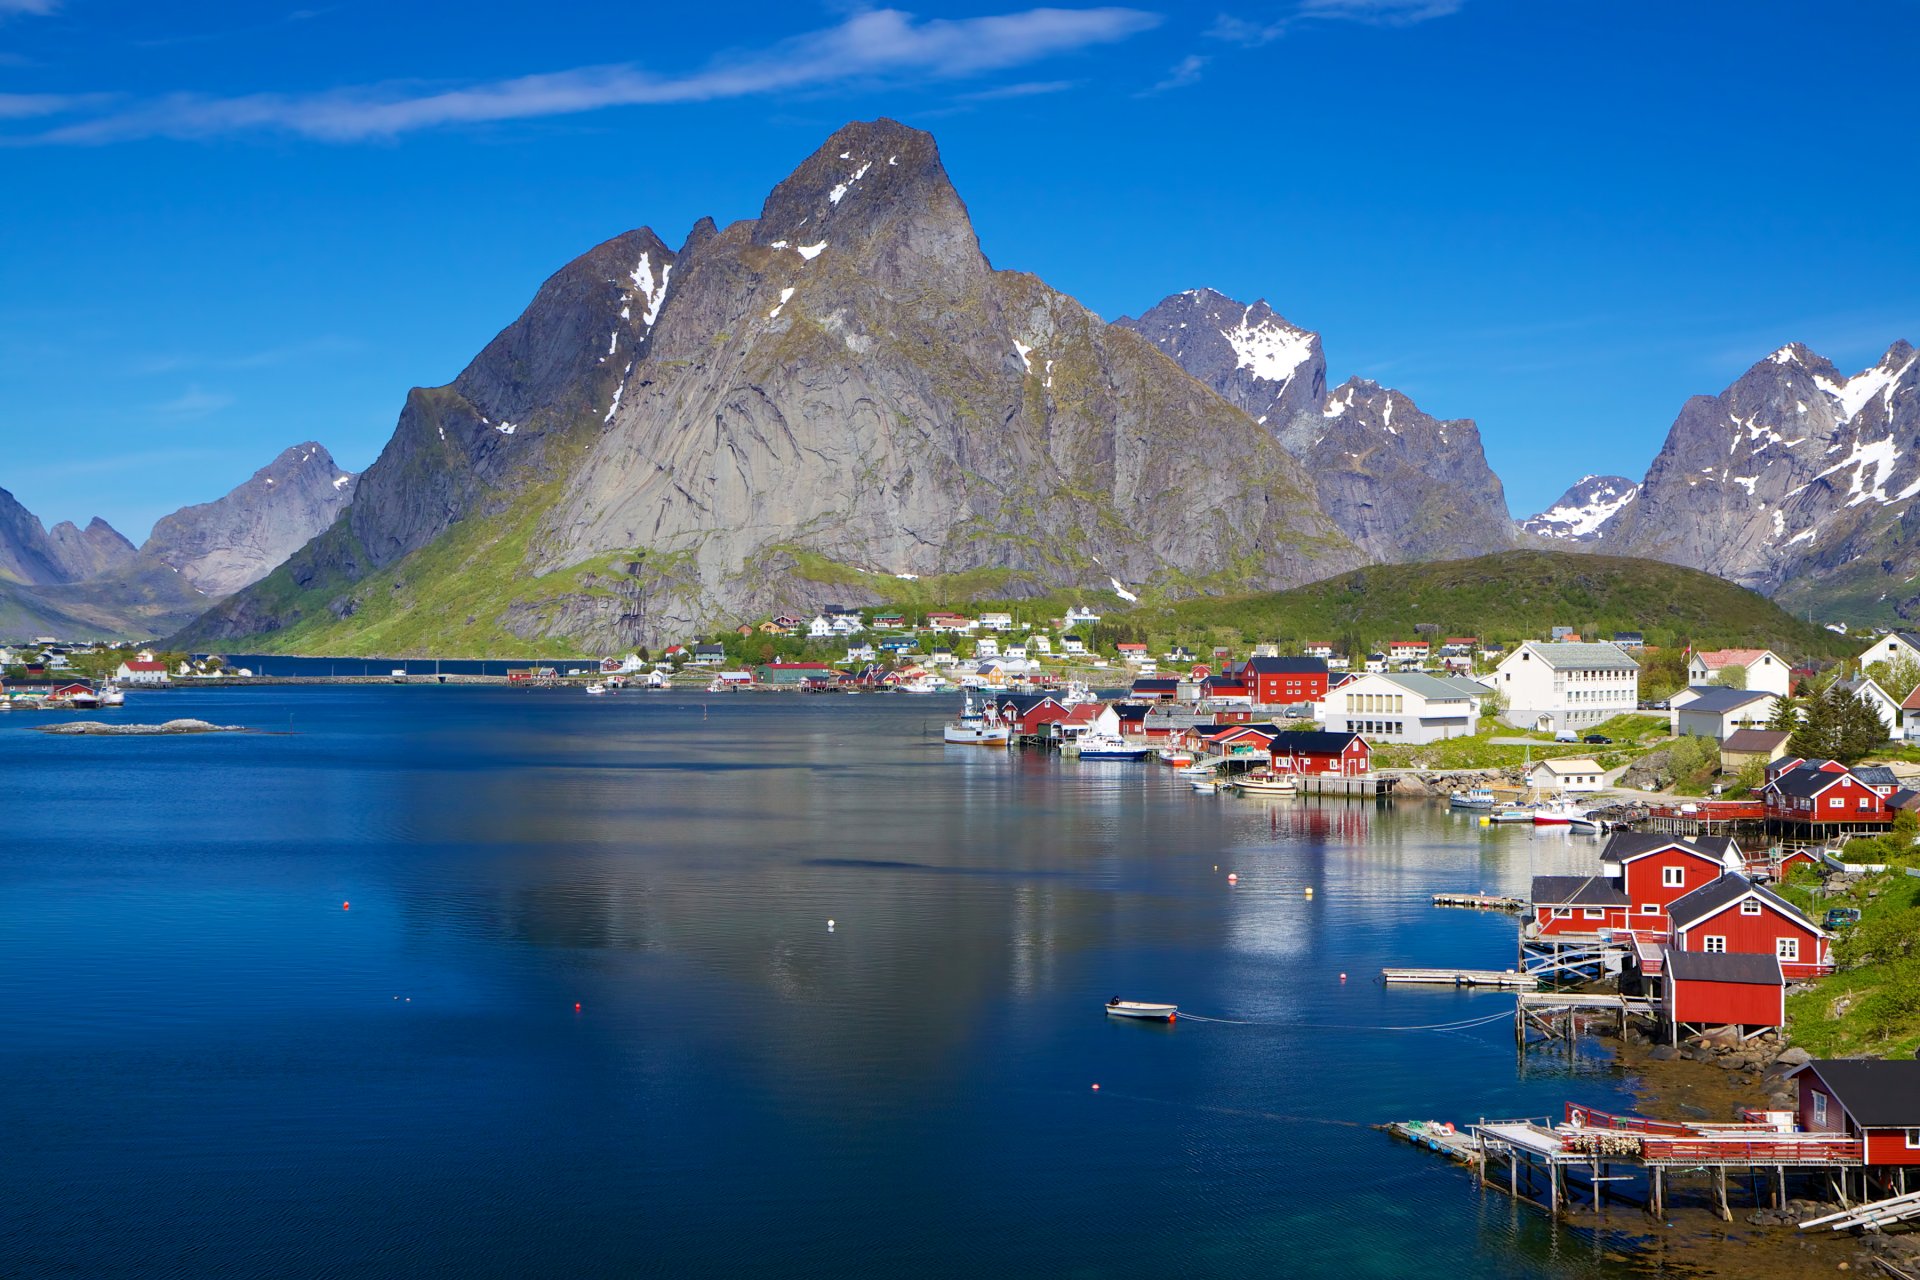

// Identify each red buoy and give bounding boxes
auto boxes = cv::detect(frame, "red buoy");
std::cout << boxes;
[342,902,350,910]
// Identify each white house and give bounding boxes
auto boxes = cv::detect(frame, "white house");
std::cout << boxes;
[845,643,875,664]
[979,612,1014,632]
[690,643,726,666]
[1687,648,1791,698]
[1494,641,1640,733]
[808,615,833,638]
[1860,630,1920,670]
[1323,672,1479,744]
[1004,644,1028,660]
[1670,686,1780,741]
[1061,635,1087,655]
[1063,606,1101,627]
[975,637,1000,657]
[1027,635,1052,656]
[1303,642,1334,659]
[1527,757,1605,795]
[1833,674,1900,738]
[1363,653,1388,673]
[115,658,171,686]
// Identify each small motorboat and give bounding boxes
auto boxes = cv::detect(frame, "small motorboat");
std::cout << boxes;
[1532,801,1588,826]
[1231,772,1298,796]
[1175,762,1214,777]
[1450,788,1495,810]
[1567,814,1606,835]
[1489,805,1535,824]
[584,682,609,696]
[1188,777,1222,793]
[1157,747,1194,766]
[1106,998,1177,1021]
[97,683,125,707]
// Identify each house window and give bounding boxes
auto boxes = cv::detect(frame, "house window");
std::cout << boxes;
[1813,1092,1828,1127]
[1640,903,1660,915]
[1777,938,1800,962]
[1704,936,1727,953]
[1741,900,1762,916]
[1663,867,1685,888]
[1907,1129,1920,1150]
[1830,797,1845,810]
[1584,908,1605,920]
[1859,797,1872,811]
[1551,908,1571,919]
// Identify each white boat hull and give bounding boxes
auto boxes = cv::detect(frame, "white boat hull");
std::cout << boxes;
[1106,1001,1177,1021]
[943,726,1011,744]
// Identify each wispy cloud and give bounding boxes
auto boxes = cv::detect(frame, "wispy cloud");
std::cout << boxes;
[0,91,105,118]
[128,335,362,377]
[1143,53,1208,94]
[0,0,61,15]
[151,386,235,418]
[1209,0,1462,45]
[6,6,1161,145]
[954,78,1081,102]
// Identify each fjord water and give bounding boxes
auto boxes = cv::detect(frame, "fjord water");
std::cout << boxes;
[3,690,1647,1278]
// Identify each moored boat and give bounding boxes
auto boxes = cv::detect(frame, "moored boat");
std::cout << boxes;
[1488,805,1535,824]
[1231,771,1298,796]
[1106,998,1177,1021]
[1449,788,1495,809]
[943,692,1011,745]
[1188,777,1222,793]
[97,684,125,707]
[1073,732,1151,760]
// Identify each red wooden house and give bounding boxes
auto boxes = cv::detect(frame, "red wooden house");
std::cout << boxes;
[1114,703,1150,737]
[1793,1060,1920,1167]
[1267,730,1371,777]
[1666,873,1833,979]
[1763,760,1893,832]
[1660,948,1784,1040]
[1203,724,1281,759]
[1528,875,1631,936]
[1604,832,1740,927]
[997,694,1068,737]
[1130,677,1179,702]
[1239,657,1329,708]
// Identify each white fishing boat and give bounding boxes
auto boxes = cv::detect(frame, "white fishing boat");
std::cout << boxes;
[1059,680,1098,707]
[1073,731,1151,760]
[584,681,609,696]
[1449,787,1495,810]
[897,675,942,695]
[943,692,1011,745]
[1231,771,1298,796]
[1188,777,1223,793]
[1531,800,1588,826]
[1106,998,1177,1021]
[1488,805,1536,824]
[1157,746,1194,766]
[97,684,125,707]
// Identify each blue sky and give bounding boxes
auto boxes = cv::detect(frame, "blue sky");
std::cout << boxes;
[3,0,1917,540]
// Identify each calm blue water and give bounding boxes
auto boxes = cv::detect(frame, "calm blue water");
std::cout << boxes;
[1,689,1656,1278]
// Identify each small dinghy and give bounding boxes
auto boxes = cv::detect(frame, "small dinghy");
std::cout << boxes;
[1106,998,1177,1021]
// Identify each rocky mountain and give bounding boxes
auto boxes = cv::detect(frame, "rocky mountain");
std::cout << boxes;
[1115,289,1325,428]
[1521,475,1639,541]
[177,119,1364,654]
[0,487,135,586]
[1581,341,1920,620]
[143,443,357,596]
[1119,290,1518,562]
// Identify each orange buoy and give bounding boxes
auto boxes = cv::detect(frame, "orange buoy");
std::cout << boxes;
[574,1002,582,1011]
[1091,1083,1100,1090]
[342,901,350,910]
[1227,872,1238,883]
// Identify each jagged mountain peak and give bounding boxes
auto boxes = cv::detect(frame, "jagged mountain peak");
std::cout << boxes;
[0,486,135,586]
[142,443,359,597]
[1115,288,1325,427]
[1522,475,1639,541]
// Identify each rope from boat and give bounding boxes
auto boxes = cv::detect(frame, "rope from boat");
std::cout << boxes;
[1170,1008,1516,1034]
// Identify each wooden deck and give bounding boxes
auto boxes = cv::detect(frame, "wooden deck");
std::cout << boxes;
[1381,967,1537,989]
[1431,891,1526,912]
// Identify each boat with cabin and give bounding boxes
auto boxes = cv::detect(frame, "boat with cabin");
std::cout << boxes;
[1231,772,1299,796]
[1449,787,1495,810]
[1073,732,1152,760]
[943,692,1011,745]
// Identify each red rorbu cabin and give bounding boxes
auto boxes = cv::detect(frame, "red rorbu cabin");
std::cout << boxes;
[1660,948,1785,1041]
[1239,657,1329,708]
[1763,760,1894,833]
[1666,874,1833,980]
[1528,875,1631,936]
[1267,730,1371,777]
[1603,832,1739,927]
[1793,1060,1920,1167]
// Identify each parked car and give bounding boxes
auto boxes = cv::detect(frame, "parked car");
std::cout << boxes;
[1554,730,1578,743]
[1823,907,1862,931]
[1583,734,1613,745]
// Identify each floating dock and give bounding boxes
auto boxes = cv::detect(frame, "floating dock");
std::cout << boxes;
[1381,967,1537,989]
[1431,891,1525,912]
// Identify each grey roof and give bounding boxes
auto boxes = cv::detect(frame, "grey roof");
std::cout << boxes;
[1675,685,1775,714]
[1601,831,1738,865]
[1531,874,1630,907]
[1791,1060,1920,1127]
[1665,949,1784,986]
[1438,676,1494,697]
[1524,641,1640,671]
[1851,765,1898,788]
[1667,873,1814,932]
[1362,672,1478,701]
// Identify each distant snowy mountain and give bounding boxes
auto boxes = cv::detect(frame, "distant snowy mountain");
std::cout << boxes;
[1119,289,1518,562]
[1521,475,1639,541]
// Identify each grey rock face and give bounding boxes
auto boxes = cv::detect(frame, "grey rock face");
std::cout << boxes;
[1123,290,1517,562]
[1607,341,1920,594]
[186,119,1363,648]
[1522,475,1639,541]
[1115,288,1326,428]
[0,489,135,585]
[143,443,359,595]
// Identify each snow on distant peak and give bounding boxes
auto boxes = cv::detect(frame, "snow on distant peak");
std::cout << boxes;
[797,241,826,261]
[1109,576,1138,604]
[332,475,349,490]
[628,253,671,327]
[1522,476,1639,540]
[1768,344,1804,366]
[1224,306,1314,387]
[1013,340,1033,373]
[1819,351,1917,421]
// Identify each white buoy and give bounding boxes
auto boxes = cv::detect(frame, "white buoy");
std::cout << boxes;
[827,919,836,931]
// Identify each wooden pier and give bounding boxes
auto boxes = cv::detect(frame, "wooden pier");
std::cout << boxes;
[1515,992,1654,1044]
[1381,967,1537,989]
[1431,891,1525,912]
[1296,774,1394,799]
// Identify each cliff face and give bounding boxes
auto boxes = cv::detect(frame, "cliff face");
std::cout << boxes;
[1121,290,1518,563]
[0,489,135,586]
[142,443,358,596]
[179,120,1364,653]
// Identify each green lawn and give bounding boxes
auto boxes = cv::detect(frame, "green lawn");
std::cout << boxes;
[1783,871,1920,1058]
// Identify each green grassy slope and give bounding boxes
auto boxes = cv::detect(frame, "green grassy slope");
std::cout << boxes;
[1140,550,1853,659]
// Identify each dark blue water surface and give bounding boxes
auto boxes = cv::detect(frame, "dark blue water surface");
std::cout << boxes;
[2,689,1655,1278]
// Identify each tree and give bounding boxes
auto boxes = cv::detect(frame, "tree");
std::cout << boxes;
[1866,654,1920,702]
[1791,683,1888,763]
[1719,663,1747,690]
[1767,695,1801,733]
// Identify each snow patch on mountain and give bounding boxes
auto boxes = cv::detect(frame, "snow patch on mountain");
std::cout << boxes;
[1522,475,1639,540]
[1224,307,1315,387]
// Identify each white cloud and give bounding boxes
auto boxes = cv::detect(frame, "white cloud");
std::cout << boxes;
[1145,53,1208,93]
[151,386,236,418]
[8,6,1160,144]
[0,91,105,118]
[1296,0,1464,23]
[0,0,61,14]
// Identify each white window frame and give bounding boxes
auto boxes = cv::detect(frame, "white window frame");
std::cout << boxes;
[1583,908,1605,920]
[1830,797,1845,810]
[1907,1128,1920,1150]
[1813,1092,1828,1127]
[1663,866,1685,888]
[1703,936,1727,954]
[1777,937,1800,962]
[1741,900,1763,916]
[1640,903,1661,915]
[1551,907,1571,920]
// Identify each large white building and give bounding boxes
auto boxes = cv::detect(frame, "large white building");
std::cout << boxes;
[1493,641,1640,733]
[1323,672,1480,744]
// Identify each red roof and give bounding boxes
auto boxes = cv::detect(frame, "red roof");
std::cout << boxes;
[122,660,168,671]
[764,661,838,670]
